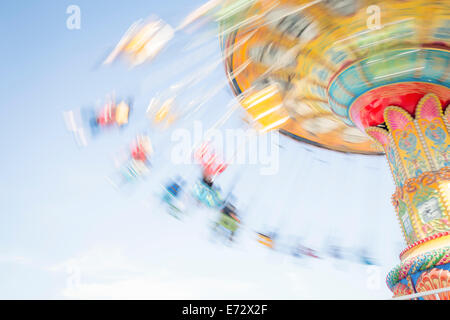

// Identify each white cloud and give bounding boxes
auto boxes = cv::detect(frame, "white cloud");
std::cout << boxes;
[51,242,391,300]
[62,274,255,300]
[0,254,32,265]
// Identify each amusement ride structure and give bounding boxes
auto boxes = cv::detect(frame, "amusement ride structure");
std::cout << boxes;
[220,0,450,299]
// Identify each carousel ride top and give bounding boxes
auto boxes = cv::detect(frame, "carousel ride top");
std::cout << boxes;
[221,0,450,299]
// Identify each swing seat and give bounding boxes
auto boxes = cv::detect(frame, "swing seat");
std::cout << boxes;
[115,101,130,126]
[193,181,223,208]
[257,233,274,248]
[218,213,239,233]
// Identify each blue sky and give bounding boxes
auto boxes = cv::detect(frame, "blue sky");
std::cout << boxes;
[0,1,404,299]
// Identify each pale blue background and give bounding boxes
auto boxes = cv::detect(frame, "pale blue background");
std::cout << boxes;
[0,1,404,299]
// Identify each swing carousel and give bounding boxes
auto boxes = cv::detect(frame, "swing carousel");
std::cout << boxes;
[220,0,450,299]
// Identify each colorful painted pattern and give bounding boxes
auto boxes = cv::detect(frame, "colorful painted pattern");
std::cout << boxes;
[400,231,450,259]
[368,95,450,244]
[386,106,430,178]
[392,282,414,298]
[415,93,450,169]
[386,246,450,290]
[330,49,450,126]
[415,268,450,300]
[392,168,450,242]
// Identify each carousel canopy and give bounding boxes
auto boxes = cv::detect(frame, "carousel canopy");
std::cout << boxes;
[221,0,450,154]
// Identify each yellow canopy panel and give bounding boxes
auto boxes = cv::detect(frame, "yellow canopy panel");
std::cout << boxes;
[115,101,130,126]
[241,84,289,132]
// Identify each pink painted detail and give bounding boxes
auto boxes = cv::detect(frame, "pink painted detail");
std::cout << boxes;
[366,128,389,147]
[416,94,442,120]
[385,108,413,131]
[445,107,450,125]
[393,283,413,298]
[349,83,450,131]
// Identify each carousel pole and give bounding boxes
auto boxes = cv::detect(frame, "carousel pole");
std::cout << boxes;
[365,93,450,299]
